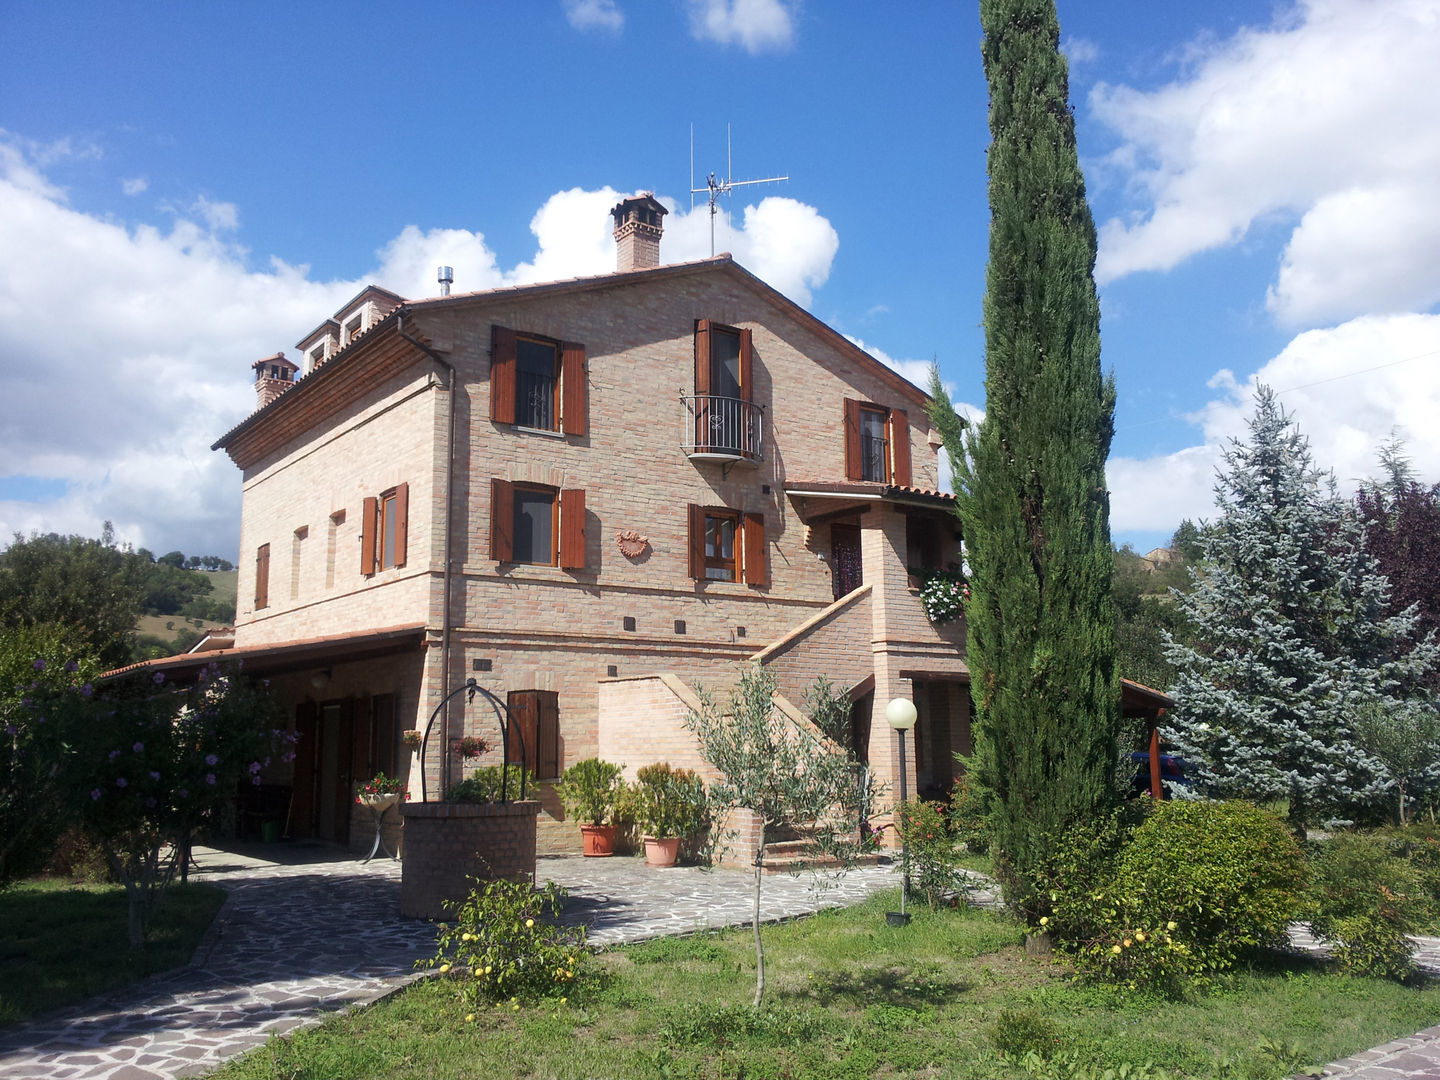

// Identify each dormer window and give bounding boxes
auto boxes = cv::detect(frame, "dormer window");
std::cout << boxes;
[344,314,364,345]
[307,342,329,371]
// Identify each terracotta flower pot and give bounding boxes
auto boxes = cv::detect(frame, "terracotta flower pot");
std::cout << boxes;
[580,823,617,857]
[643,836,680,867]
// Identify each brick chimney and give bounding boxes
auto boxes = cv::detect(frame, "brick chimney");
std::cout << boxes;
[611,192,667,272]
[252,352,299,410]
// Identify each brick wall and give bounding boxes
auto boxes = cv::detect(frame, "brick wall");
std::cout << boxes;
[750,585,874,705]
[399,800,540,920]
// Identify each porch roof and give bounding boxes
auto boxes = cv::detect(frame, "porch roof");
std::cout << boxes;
[782,481,956,523]
[101,623,428,683]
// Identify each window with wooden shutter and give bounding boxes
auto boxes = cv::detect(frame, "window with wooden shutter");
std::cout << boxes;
[742,512,767,585]
[490,325,517,424]
[491,478,514,562]
[360,496,377,575]
[559,488,586,569]
[889,409,911,487]
[561,342,587,435]
[505,690,560,779]
[254,543,270,609]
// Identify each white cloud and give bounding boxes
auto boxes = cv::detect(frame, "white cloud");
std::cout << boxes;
[1062,36,1099,64]
[1090,0,1440,329]
[1108,312,1440,533]
[0,146,844,555]
[687,0,795,53]
[121,177,148,196]
[562,0,623,31]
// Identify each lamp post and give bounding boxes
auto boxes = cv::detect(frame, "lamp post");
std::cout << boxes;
[886,696,918,924]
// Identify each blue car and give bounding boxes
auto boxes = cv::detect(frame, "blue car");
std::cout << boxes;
[1129,751,1193,799]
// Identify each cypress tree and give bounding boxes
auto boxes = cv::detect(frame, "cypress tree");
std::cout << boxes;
[932,0,1119,916]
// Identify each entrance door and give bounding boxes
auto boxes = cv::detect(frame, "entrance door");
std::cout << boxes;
[290,698,355,842]
[830,524,862,600]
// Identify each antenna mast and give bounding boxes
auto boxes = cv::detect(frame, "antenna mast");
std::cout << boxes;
[690,123,788,256]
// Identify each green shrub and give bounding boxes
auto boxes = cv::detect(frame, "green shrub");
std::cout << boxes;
[990,1006,1061,1061]
[1054,801,1307,992]
[555,758,625,825]
[1310,832,1429,979]
[423,878,586,1005]
[445,765,536,804]
[634,762,708,839]
[897,799,971,909]
[947,767,993,854]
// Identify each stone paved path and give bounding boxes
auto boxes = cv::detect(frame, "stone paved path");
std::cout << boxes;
[0,843,1437,1080]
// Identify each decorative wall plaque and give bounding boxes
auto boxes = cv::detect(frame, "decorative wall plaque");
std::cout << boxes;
[616,530,650,559]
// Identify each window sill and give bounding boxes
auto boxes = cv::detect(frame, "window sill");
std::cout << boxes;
[512,425,566,440]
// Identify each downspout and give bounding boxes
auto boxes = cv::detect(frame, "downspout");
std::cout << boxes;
[397,308,458,800]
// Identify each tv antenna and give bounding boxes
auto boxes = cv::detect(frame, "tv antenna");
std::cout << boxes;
[690,123,789,256]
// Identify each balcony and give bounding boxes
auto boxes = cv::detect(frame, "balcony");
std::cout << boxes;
[681,395,764,464]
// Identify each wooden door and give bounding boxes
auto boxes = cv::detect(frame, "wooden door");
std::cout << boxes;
[831,524,862,600]
[290,701,318,838]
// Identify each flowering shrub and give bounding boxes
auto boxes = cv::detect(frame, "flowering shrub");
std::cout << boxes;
[911,569,969,624]
[1051,801,1307,993]
[1310,832,1429,979]
[897,799,972,909]
[355,772,406,801]
[424,878,586,1004]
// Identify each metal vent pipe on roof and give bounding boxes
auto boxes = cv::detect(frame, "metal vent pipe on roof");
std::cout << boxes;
[437,266,453,297]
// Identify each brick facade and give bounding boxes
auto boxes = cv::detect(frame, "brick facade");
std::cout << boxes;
[399,800,540,919]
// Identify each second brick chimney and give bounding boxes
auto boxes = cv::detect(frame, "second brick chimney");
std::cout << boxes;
[611,192,668,272]
[252,352,299,411]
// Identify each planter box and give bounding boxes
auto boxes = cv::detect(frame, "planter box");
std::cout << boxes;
[399,800,541,920]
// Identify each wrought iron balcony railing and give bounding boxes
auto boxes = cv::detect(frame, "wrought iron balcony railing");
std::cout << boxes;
[681,395,764,463]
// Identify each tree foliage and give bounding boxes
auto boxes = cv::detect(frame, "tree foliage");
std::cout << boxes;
[1164,388,1437,830]
[928,0,1120,918]
[685,665,872,1005]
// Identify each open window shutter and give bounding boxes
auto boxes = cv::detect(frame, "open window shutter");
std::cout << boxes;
[889,409,911,487]
[688,504,706,579]
[843,398,863,480]
[255,544,270,608]
[360,496,377,575]
[538,691,560,779]
[490,478,513,562]
[742,512,767,586]
[738,328,753,403]
[694,320,712,395]
[490,325,517,424]
[561,342,587,436]
[393,483,409,568]
[559,488,586,569]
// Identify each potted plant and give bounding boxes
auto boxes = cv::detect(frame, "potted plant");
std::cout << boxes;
[634,762,708,867]
[556,758,626,856]
[355,771,406,811]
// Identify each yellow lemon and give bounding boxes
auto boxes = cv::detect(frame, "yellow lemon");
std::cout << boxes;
[1123,938,1132,948]
[1134,932,1146,942]
[1166,921,1178,931]
[525,919,535,928]
[1039,916,1049,926]
[440,963,452,974]
[485,965,493,974]
[1110,945,1122,955]
[560,997,567,1005]
[513,1003,520,1011]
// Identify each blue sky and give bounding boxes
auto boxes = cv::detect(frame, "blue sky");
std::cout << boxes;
[2,0,1438,558]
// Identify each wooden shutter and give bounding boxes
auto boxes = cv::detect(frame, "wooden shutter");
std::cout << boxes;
[738,327,753,403]
[561,342,587,436]
[360,496,377,575]
[889,408,911,487]
[490,478,513,562]
[393,483,409,568]
[490,325,517,424]
[255,543,270,608]
[373,693,396,777]
[843,398,863,480]
[537,691,560,779]
[559,488,586,569]
[351,696,372,785]
[688,504,706,579]
[694,320,712,395]
[742,512,767,586]
[506,691,538,772]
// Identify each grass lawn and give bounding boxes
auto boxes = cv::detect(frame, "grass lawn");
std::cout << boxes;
[210,890,1439,1080]
[0,879,227,1026]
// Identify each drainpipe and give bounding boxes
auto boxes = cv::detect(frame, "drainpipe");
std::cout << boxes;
[397,308,459,799]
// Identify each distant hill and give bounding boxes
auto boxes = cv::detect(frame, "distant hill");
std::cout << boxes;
[133,568,238,658]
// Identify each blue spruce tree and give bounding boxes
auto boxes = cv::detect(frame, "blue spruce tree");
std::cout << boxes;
[1165,387,1436,831]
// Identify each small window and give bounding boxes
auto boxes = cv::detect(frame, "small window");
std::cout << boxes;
[344,314,363,345]
[844,399,912,487]
[490,326,588,435]
[255,543,270,609]
[506,690,560,779]
[515,337,560,430]
[688,505,766,585]
[361,484,408,575]
[514,485,558,566]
